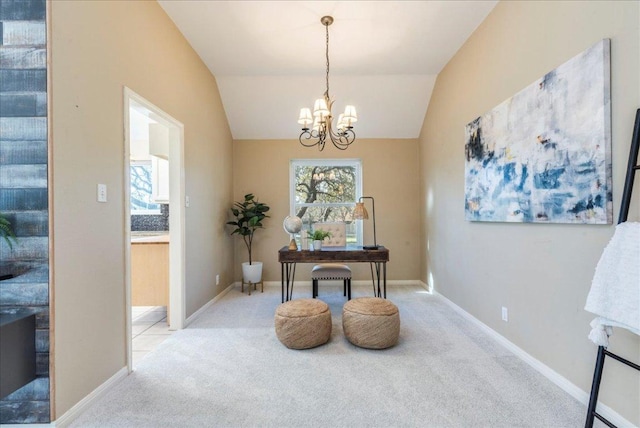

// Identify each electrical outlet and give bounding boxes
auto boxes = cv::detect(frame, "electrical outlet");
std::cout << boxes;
[216,274,220,286]
[501,306,508,322]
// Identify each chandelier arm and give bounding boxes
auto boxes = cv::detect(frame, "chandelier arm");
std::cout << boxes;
[299,129,324,150]
[328,129,356,150]
[299,126,355,151]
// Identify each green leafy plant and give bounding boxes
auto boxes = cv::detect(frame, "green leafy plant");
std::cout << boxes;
[307,229,332,241]
[0,211,18,250]
[227,194,270,265]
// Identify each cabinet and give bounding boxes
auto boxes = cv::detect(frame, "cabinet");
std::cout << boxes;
[151,156,170,203]
[131,240,169,308]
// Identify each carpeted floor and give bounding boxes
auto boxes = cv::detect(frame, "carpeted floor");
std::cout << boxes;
[70,283,593,427]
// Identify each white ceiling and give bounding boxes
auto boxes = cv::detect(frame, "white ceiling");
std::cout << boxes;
[158,1,497,140]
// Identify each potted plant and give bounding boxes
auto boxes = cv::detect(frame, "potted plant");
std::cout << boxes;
[307,229,331,250]
[227,194,270,284]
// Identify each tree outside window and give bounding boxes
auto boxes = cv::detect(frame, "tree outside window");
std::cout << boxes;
[290,159,362,245]
[130,162,161,214]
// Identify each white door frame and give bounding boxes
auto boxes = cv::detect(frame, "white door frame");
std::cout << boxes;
[123,87,186,372]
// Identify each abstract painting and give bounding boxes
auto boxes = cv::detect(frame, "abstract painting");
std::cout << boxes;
[465,39,612,224]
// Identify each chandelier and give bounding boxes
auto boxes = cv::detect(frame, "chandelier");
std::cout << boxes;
[297,16,358,151]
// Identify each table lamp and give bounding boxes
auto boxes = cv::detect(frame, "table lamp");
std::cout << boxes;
[353,196,379,250]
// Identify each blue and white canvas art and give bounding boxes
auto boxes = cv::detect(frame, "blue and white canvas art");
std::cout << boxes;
[464,39,612,224]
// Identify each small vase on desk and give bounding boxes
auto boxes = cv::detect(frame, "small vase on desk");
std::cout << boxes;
[313,240,322,250]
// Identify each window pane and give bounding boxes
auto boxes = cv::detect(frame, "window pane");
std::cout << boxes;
[294,205,355,225]
[294,165,356,205]
[130,163,160,214]
[290,159,362,246]
[294,205,358,244]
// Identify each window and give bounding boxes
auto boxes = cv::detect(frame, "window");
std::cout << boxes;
[290,159,362,245]
[130,161,161,215]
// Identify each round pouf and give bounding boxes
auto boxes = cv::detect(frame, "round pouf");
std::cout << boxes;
[342,297,400,349]
[275,298,332,349]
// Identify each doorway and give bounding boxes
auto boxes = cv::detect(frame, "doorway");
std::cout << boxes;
[123,88,185,370]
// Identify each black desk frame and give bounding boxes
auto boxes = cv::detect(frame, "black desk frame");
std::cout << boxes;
[278,246,389,302]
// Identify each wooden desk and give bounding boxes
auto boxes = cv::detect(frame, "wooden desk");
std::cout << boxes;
[278,246,389,302]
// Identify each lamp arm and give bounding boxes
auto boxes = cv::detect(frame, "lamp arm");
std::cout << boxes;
[359,196,377,248]
[371,197,376,247]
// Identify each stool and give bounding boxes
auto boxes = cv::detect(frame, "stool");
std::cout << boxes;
[275,298,332,349]
[342,297,400,349]
[311,264,352,299]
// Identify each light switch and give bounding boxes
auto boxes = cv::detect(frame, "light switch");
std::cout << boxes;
[97,184,107,202]
[185,195,190,207]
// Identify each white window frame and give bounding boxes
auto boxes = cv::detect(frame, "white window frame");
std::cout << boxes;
[289,158,363,246]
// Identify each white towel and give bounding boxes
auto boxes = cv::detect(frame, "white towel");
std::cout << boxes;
[584,222,640,346]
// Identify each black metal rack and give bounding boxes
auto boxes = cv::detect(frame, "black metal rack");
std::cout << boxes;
[585,108,640,428]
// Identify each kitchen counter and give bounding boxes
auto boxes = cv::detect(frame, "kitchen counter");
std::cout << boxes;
[131,232,169,243]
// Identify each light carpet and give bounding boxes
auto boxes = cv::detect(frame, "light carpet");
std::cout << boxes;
[70,283,591,427]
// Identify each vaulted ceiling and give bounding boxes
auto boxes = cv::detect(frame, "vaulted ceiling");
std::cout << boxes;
[158,1,497,140]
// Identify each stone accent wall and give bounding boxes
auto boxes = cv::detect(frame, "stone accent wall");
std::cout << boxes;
[0,0,50,423]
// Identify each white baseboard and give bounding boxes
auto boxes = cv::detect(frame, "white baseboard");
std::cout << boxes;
[433,290,636,428]
[418,280,432,292]
[53,367,128,427]
[184,282,235,326]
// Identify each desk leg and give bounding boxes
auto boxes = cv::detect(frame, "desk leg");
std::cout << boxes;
[383,262,387,299]
[370,262,384,298]
[369,263,376,296]
[282,262,297,302]
[281,262,285,303]
[289,263,297,301]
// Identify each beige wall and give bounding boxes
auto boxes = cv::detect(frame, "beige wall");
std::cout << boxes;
[51,1,234,417]
[419,1,639,424]
[232,139,421,283]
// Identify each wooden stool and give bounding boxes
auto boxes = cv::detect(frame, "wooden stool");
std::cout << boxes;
[241,280,263,295]
[342,297,399,349]
[275,299,331,349]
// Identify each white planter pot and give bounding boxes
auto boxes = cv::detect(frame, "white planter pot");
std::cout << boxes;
[242,262,263,283]
[313,240,322,250]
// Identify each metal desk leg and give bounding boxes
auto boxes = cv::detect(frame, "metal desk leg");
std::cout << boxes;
[370,262,384,298]
[376,262,381,297]
[289,263,297,301]
[280,263,284,303]
[285,263,291,302]
[383,262,387,299]
[282,262,297,302]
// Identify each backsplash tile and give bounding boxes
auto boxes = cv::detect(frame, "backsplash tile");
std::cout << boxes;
[131,203,170,231]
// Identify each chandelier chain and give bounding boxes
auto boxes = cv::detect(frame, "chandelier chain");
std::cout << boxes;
[324,21,330,100]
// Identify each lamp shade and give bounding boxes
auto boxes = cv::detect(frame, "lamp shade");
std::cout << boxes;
[313,98,329,117]
[298,108,313,126]
[353,202,369,220]
[343,105,358,123]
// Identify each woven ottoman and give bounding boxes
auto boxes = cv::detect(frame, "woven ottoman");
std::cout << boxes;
[342,297,400,349]
[275,298,332,349]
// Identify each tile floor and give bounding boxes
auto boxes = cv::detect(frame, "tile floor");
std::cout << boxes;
[132,306,173,366]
